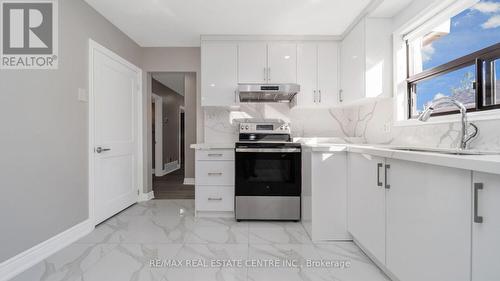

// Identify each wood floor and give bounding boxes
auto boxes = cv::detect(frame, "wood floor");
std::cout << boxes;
[153,167,194,199]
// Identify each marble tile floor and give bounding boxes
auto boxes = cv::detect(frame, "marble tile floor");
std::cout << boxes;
[11,200,390,281]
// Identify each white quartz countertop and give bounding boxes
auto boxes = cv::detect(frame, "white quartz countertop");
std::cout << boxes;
[302,143,500,175]
[190,143,235,150]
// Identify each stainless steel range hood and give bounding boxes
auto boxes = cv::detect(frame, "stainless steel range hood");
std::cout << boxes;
[238,83,300,103]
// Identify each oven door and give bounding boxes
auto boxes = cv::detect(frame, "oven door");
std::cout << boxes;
[235,148,301,196]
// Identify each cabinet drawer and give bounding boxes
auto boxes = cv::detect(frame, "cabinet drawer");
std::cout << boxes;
[196,186,234,212]
[196,161,234,185]
[196,150,234,161]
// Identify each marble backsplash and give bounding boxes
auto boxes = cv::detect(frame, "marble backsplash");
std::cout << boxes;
[203,99,500,150]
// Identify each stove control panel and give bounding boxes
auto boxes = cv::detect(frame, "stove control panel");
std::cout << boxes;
[239,122,290,134]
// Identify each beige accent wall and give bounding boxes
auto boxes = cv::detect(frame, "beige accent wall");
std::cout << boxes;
[151,79,185,166]
[0,0,142,262]
[142,48,202,188]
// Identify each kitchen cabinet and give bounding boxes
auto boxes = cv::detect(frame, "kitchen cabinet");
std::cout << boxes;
[267,43,297,83]
[201,42,238,106]
[238,42,297,84]
[297,42,339,107]
[348,152,386,264]
[302,147,349,241]
[340,18,392,104]
[385,158,471,281]
[472,172,500,281]
[195,148,235,217]
[238,42,268,83]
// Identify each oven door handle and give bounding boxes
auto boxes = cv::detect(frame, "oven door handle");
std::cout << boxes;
[235,148,301,153]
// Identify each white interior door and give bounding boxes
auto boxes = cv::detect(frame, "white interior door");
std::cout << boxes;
[91,42,142,225]
[152,94,163,175]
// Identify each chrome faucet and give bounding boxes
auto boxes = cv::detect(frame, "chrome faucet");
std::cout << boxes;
[417,96,478,150]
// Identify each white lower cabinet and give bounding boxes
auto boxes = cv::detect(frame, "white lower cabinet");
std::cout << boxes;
[302,147,349,241]
[195,186,235,212]
[385,158,471,281]
[472,172,500,281]
[195,149,235,217]
[348,153,386,264]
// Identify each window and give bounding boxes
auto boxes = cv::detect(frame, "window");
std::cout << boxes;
[406,0,500,118]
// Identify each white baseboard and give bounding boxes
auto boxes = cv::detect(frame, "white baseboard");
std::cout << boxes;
[183,178,195,185]
[138,190,155,202]
[0,219,94,281]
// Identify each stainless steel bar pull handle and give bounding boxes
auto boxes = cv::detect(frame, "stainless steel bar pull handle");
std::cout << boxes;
[263,68,267,81]
[208,172,223,176]
[474,183,484,223]
[208,197,223,201]
[377,163,383,187]
[384,164,391,189]
[208,153,223,157]
[313,90,317,103]
[95,147,111,153]
[319,90,322,103]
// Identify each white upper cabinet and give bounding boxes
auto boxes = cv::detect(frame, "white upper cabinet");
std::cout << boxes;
[201,42,238,106]
[340,18,392,105]
[472,172,500,281]
[317,42,339,107]
[267,43,297,83]
[385,159,471,281]
[238,42,268,84]
[297,42,339,108]
[297,43,318,107]
[200,37,337,107]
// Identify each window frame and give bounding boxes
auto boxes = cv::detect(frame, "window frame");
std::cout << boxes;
[407,41,500,119]
[406,42,500,119]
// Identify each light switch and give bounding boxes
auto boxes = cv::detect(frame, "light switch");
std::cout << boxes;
[78,88,88,102]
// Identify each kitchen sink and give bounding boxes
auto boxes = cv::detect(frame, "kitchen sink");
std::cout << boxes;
[387,146,500,155]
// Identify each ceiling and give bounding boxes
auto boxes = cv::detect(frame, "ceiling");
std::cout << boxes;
[369,0,414,17]
[84,0,380,46]
[152,72,185,96]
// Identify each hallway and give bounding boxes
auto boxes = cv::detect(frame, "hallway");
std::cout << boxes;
[153,167,194,199]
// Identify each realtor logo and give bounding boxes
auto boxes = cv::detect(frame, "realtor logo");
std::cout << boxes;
[1,0,58,69]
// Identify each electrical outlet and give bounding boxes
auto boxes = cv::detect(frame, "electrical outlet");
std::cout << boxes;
[78,88,88,102]
[384,122,392,133]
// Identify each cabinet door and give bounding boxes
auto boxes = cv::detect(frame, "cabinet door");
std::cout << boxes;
[317,42,339,107]
[297,43,318,107]
[201,42,238,106]
[238,42,268,83]
[472,172,500,281]
[386,159,471,281]
[348,152,386,263]
[364,18,393,99]
[268,43,297,83]
[340,19,364,104]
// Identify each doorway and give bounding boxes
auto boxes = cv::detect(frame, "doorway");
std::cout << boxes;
[150,72,193,199]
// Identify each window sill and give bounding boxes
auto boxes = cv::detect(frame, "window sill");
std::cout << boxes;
[393,108,500,127]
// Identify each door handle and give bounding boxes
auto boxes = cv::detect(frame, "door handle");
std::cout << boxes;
[208,172,223,176]
[474,183,484,223]
[384,164,391,189]
[339,89,343,103]
[377,163,383,187]
[208,197,223,201]
[208,153,223,157]
[263,68,267,81]
[313,90,317,103]
[95,147,111,153]
[268,67,271,82]
[319,90,322,103]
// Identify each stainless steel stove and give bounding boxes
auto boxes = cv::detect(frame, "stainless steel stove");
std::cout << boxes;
[234,120,301,221]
